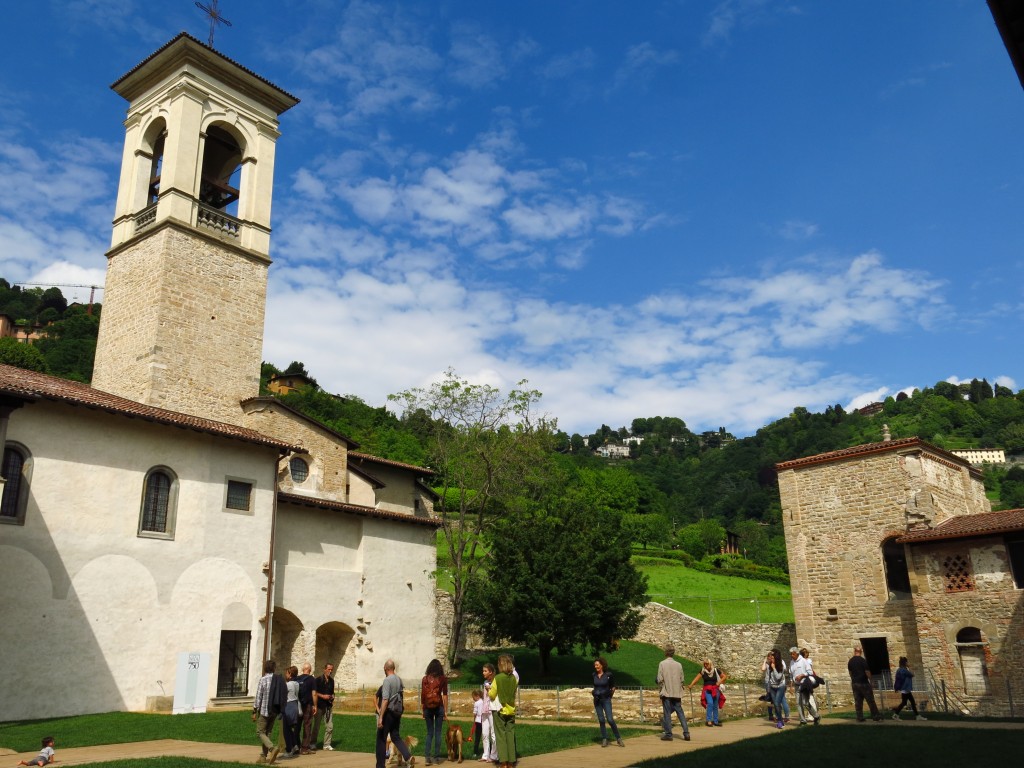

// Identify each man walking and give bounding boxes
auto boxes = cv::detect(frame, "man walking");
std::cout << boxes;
[656,644,691,741]
[788,647,819,725]
[253,659,286,764]
[848,647,882,722]
[376,659,413,768]
[297,663,316,754]
[311,663,336,750]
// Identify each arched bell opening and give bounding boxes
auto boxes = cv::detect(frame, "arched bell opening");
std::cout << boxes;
[199,123,244,216]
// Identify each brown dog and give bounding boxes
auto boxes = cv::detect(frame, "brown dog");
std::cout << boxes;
[445,723,464,763]
[387,735,419,767]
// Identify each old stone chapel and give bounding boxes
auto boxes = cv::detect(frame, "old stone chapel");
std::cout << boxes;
[0,33,439,721]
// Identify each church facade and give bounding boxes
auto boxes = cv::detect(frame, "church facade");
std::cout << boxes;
[777,437,1024,714]
[0,33,439,721]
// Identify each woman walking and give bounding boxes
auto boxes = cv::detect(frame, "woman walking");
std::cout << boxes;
[766,650,789,728]
[421,658,449,765]
[284,665,302,755]
[892,657,927,720]
[688,659,726,727]
[488,655,518,768]
[592,658,624,748]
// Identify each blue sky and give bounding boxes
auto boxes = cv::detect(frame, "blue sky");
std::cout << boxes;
[1,1,1022,436]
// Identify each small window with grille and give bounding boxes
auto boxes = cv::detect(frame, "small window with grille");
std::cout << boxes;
[225,479,253,511]
[943,553,975,593]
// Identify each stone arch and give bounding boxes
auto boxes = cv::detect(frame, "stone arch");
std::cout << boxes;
[316,621,356,689]
[140,117,167,207]
[270,606,304,669]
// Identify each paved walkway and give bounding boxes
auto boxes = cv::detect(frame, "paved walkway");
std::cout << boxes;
[7,717,1023,767]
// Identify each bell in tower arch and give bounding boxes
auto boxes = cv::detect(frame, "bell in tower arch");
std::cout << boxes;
[199,124,242,212]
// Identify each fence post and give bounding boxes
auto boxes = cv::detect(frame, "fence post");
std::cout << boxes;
[740,681,748,717]
[709,596,715,624]
[756,598,761,624]
[639,687,645,721]
[556,685,560,719]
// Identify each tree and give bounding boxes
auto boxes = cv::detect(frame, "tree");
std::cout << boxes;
[467,467,648,676]
[676,519,726,559]
[623,512,672,549]
[390,369,554,667]
[0,338,50,373]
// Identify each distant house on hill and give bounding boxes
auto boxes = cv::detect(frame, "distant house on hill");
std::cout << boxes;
[268,372,315,395]
[596,444,631,458]
[951,448,1006,465]
[857,401,884,417]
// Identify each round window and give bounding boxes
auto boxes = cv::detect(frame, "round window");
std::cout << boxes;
[290,456,309,483]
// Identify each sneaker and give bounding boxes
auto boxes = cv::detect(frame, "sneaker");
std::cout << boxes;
[324,745,334,751]
[616,739,624,747]
[268,747,281,765]
[892,713,900,720]
[775,722,783,729]
[916,715,927,721]
[426,758,433,765]
[683,735,691,741]
[601,739,608,748]
[660,735,673,741]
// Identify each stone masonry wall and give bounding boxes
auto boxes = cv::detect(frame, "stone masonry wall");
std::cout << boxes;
[93,221,268,426]
[434,592,795,682]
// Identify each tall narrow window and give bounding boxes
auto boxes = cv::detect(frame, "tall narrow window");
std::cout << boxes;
[139,467,178,538]
[0,444,29,524]
[882,537,911,597]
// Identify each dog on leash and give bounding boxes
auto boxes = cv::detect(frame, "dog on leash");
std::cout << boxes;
[387,734,419,767]
[446,723,464,763]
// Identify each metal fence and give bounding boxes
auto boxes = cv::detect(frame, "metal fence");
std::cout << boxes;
[647,595,794,624]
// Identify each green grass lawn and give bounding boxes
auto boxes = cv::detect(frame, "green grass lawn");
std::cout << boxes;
[635,723,1024,768]
[0,710,643,757]
[452,640,701,687]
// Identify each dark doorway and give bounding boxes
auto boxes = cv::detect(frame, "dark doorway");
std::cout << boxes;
[860,636,891,689]
[217,630,251,697]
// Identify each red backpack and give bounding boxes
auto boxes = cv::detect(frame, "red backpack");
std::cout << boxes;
[422,674,444,708]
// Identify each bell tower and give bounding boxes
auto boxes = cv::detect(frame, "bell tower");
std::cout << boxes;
[92,33,298,425]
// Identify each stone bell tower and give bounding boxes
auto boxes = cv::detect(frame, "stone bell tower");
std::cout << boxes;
[92,33,298,425]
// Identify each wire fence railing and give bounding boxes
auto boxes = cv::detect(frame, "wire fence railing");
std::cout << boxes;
[647,595,794,624]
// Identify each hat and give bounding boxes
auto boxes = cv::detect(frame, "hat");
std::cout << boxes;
[789,647,799,654]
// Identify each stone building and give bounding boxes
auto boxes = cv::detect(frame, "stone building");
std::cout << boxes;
[777,436,1024,713]
[0,34,440,720]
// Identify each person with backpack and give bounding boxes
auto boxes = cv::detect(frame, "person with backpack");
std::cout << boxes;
[421,658,449,765]
[377,659,412,768]
[765,649,789,729]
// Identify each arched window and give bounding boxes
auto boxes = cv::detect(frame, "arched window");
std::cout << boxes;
[289,456,309,484]
[881,537,911,597]
[0,443,31,524]
[139,467,178,538]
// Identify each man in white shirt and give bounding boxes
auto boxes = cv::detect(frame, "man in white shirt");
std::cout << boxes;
[788,647,819,725]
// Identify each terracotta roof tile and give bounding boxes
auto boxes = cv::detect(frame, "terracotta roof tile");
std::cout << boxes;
[278,491,442,528]
[896,508,1024,543]
[348,451,435,476]
[775,437,971,472]
[111,32,299,110]
[0,364,297,452]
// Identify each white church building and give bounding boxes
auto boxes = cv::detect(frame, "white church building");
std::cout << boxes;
[0,33,439,721]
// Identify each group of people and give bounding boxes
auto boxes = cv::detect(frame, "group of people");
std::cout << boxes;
[374,655,520,768]
[253,660,337,763]
[760,645,927,727]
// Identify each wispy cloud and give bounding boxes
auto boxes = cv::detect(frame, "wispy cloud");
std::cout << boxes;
[609,43,678,91]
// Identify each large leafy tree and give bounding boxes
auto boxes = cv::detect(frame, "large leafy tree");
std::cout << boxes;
[390,369,553,667]
[0,337,50,373]
[467,461,648,676]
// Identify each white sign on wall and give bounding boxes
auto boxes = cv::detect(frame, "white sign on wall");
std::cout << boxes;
[173,651,211,714]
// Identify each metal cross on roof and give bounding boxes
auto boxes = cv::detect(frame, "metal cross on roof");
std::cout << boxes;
[195,0,232,47]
